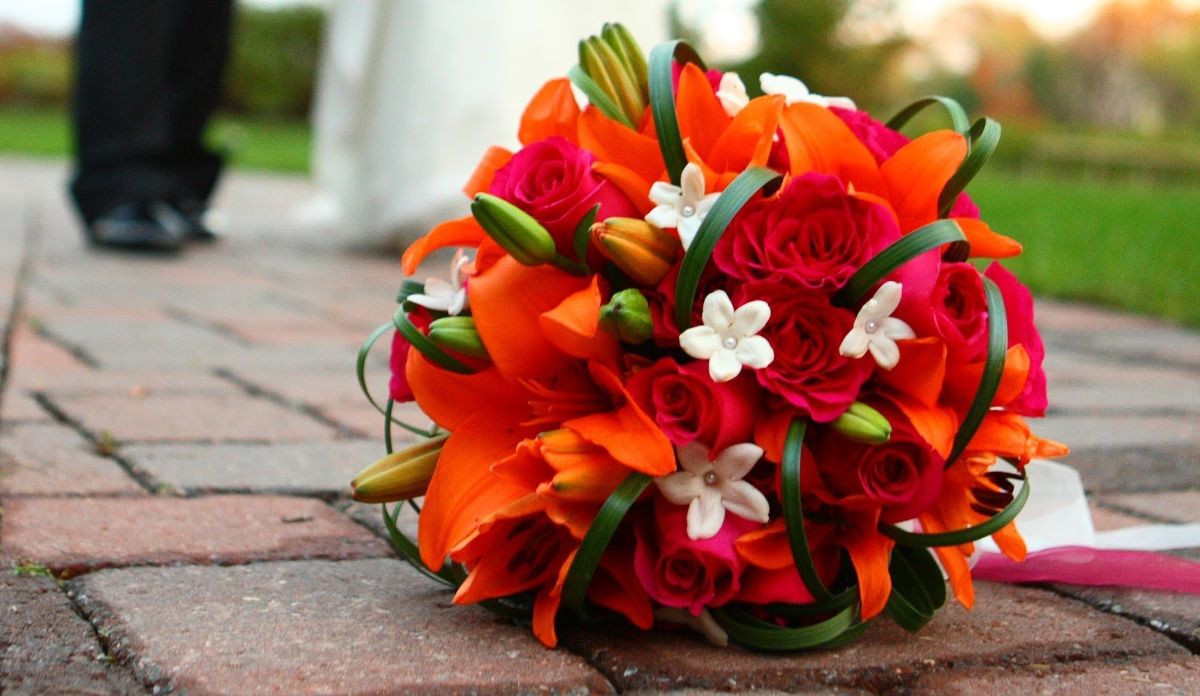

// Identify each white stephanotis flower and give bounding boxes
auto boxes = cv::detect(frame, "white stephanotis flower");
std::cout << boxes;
[407,249,471,316]
[716,72,749,117]
[679,291,774,383]
[839,281,915,370]
[656,441,770,541]
[645,162,720,250]
[759,72,857,110]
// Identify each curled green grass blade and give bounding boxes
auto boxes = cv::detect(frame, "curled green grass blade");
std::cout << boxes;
[568,63,634,129]
[674,167,781,330]
[561,472,651,616]
[882,469,1029,547]
[647,40,705,185]
[713,604,861,651]
[834,219,968,308]
[938,117,1001,217]
[946,276,1008,466]
[886,95,971,135]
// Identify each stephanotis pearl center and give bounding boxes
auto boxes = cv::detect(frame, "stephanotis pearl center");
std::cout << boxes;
[681,204,696,217]
[864,319,879,333]
[703,471,719,485]
[723,336,738,349]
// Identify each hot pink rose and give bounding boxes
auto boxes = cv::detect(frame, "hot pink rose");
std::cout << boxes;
[489,136,637,251]
[644,264,725,347]
[634,499,757,616]
[986,262,1048,417]
[627,358,761,455]
[808,400,944,524]
[831,106,980,218]
[388,308,431,403]
[923,262,989,361]
[738,282,874,422]
[714,173,899,292]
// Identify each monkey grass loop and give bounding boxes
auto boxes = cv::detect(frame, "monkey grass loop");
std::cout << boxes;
[833,219,968,308]
[673,167,782,331]
[713,603,862,651]
[946,276,1008,467]
[885,95,971,135]
[648,40,707,186]
[355,322,440,438]
[882,468,1030,548]
[938,117,1002,218]
[568,64,634,129]
[561,472,653,617]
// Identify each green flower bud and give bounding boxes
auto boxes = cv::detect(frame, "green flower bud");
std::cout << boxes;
[471,193,557,266]
[831,401,892,445]
[599,288,653,345]
[427,316,490,360]
[351,434,449,503]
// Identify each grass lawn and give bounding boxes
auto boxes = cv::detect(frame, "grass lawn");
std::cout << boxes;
[0,105,310,173]
[1,105,1196,326]
[969,170,1200,328]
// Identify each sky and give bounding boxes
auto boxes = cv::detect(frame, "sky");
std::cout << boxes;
[3,0,1199,39]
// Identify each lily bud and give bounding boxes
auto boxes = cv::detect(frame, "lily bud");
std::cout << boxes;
[591,217,680,286]
[831,402,892,445]
[427,316,490,360]
[601,23,648,98]
[580,35,644,125]
[471,193,557,266]
[599,288,654,345]
[350,434,449,503]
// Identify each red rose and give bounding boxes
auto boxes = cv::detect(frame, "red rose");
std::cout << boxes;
[627,358,761,455]
[738,282,873,422]
[925,262,989,361]
[388,308,432,403]
[644,264,725,347]
[986,262,1048,417]
[714,173,899,291]
[831,106,980,218]
[634,499,756,616]
[808,400,944,524]
[489,136,637,252]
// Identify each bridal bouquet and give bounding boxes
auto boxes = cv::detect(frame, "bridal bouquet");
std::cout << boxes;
[352,24,1067,650]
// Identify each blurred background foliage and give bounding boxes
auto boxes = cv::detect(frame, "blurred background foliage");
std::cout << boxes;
[0,0,1196,324]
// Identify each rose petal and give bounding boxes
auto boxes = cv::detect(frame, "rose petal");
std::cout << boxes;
[731,300,770,337]
[702,291,735,330]
[720,480,771,523]
[712,442,763,481]
[656,470,705,505]
[680,326,721,360]
[709,349,743,382]
[734,335,774,369]
[687,491,726,540]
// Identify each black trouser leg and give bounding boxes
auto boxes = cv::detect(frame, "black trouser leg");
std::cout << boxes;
[69,0,234,224]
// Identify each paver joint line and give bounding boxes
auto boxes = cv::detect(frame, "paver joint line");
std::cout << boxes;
[212,365,371,439]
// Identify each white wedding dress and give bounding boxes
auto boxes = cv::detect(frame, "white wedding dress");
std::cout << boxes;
[303,1,669,249]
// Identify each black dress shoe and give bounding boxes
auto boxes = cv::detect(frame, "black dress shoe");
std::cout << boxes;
[174,198,220,243]
[87,202,187,252]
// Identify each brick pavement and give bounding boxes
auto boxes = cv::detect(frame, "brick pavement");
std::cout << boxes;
[0,158,1197,694]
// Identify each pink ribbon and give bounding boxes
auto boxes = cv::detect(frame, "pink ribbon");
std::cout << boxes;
[973,546,1200,594]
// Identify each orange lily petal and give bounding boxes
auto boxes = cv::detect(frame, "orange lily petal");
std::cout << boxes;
[401,216,486,276]
[891,393,958,460]
[675,63,730,158]
[878,337,947,407]
[519,79,582,146]
[533,548,577,648]
[563,362,675,477]
[753,408,796,464]
[406,352,524,431]
[945,345,1030,408]
[932,544,976,608]
[954,217,1023,259]
[779,102,885,195]
[592,162,655,216]
[538,275,620,368]
[706,95,786,176]
[578,106,665,185]
[992,521,1027,562]
[589,545,654,629]
[462,146,513,199]
[880,130,967,233]
[736,519,792,570]
[843,524,894,619]
[419,411,538,570]
[469,255,591,382]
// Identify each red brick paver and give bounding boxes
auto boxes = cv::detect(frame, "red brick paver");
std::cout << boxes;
[1,495,389,575]
[69,559,614,695]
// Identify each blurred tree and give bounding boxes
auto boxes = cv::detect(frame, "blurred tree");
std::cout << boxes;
[222,4,324,119]
[725,0,908,109]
